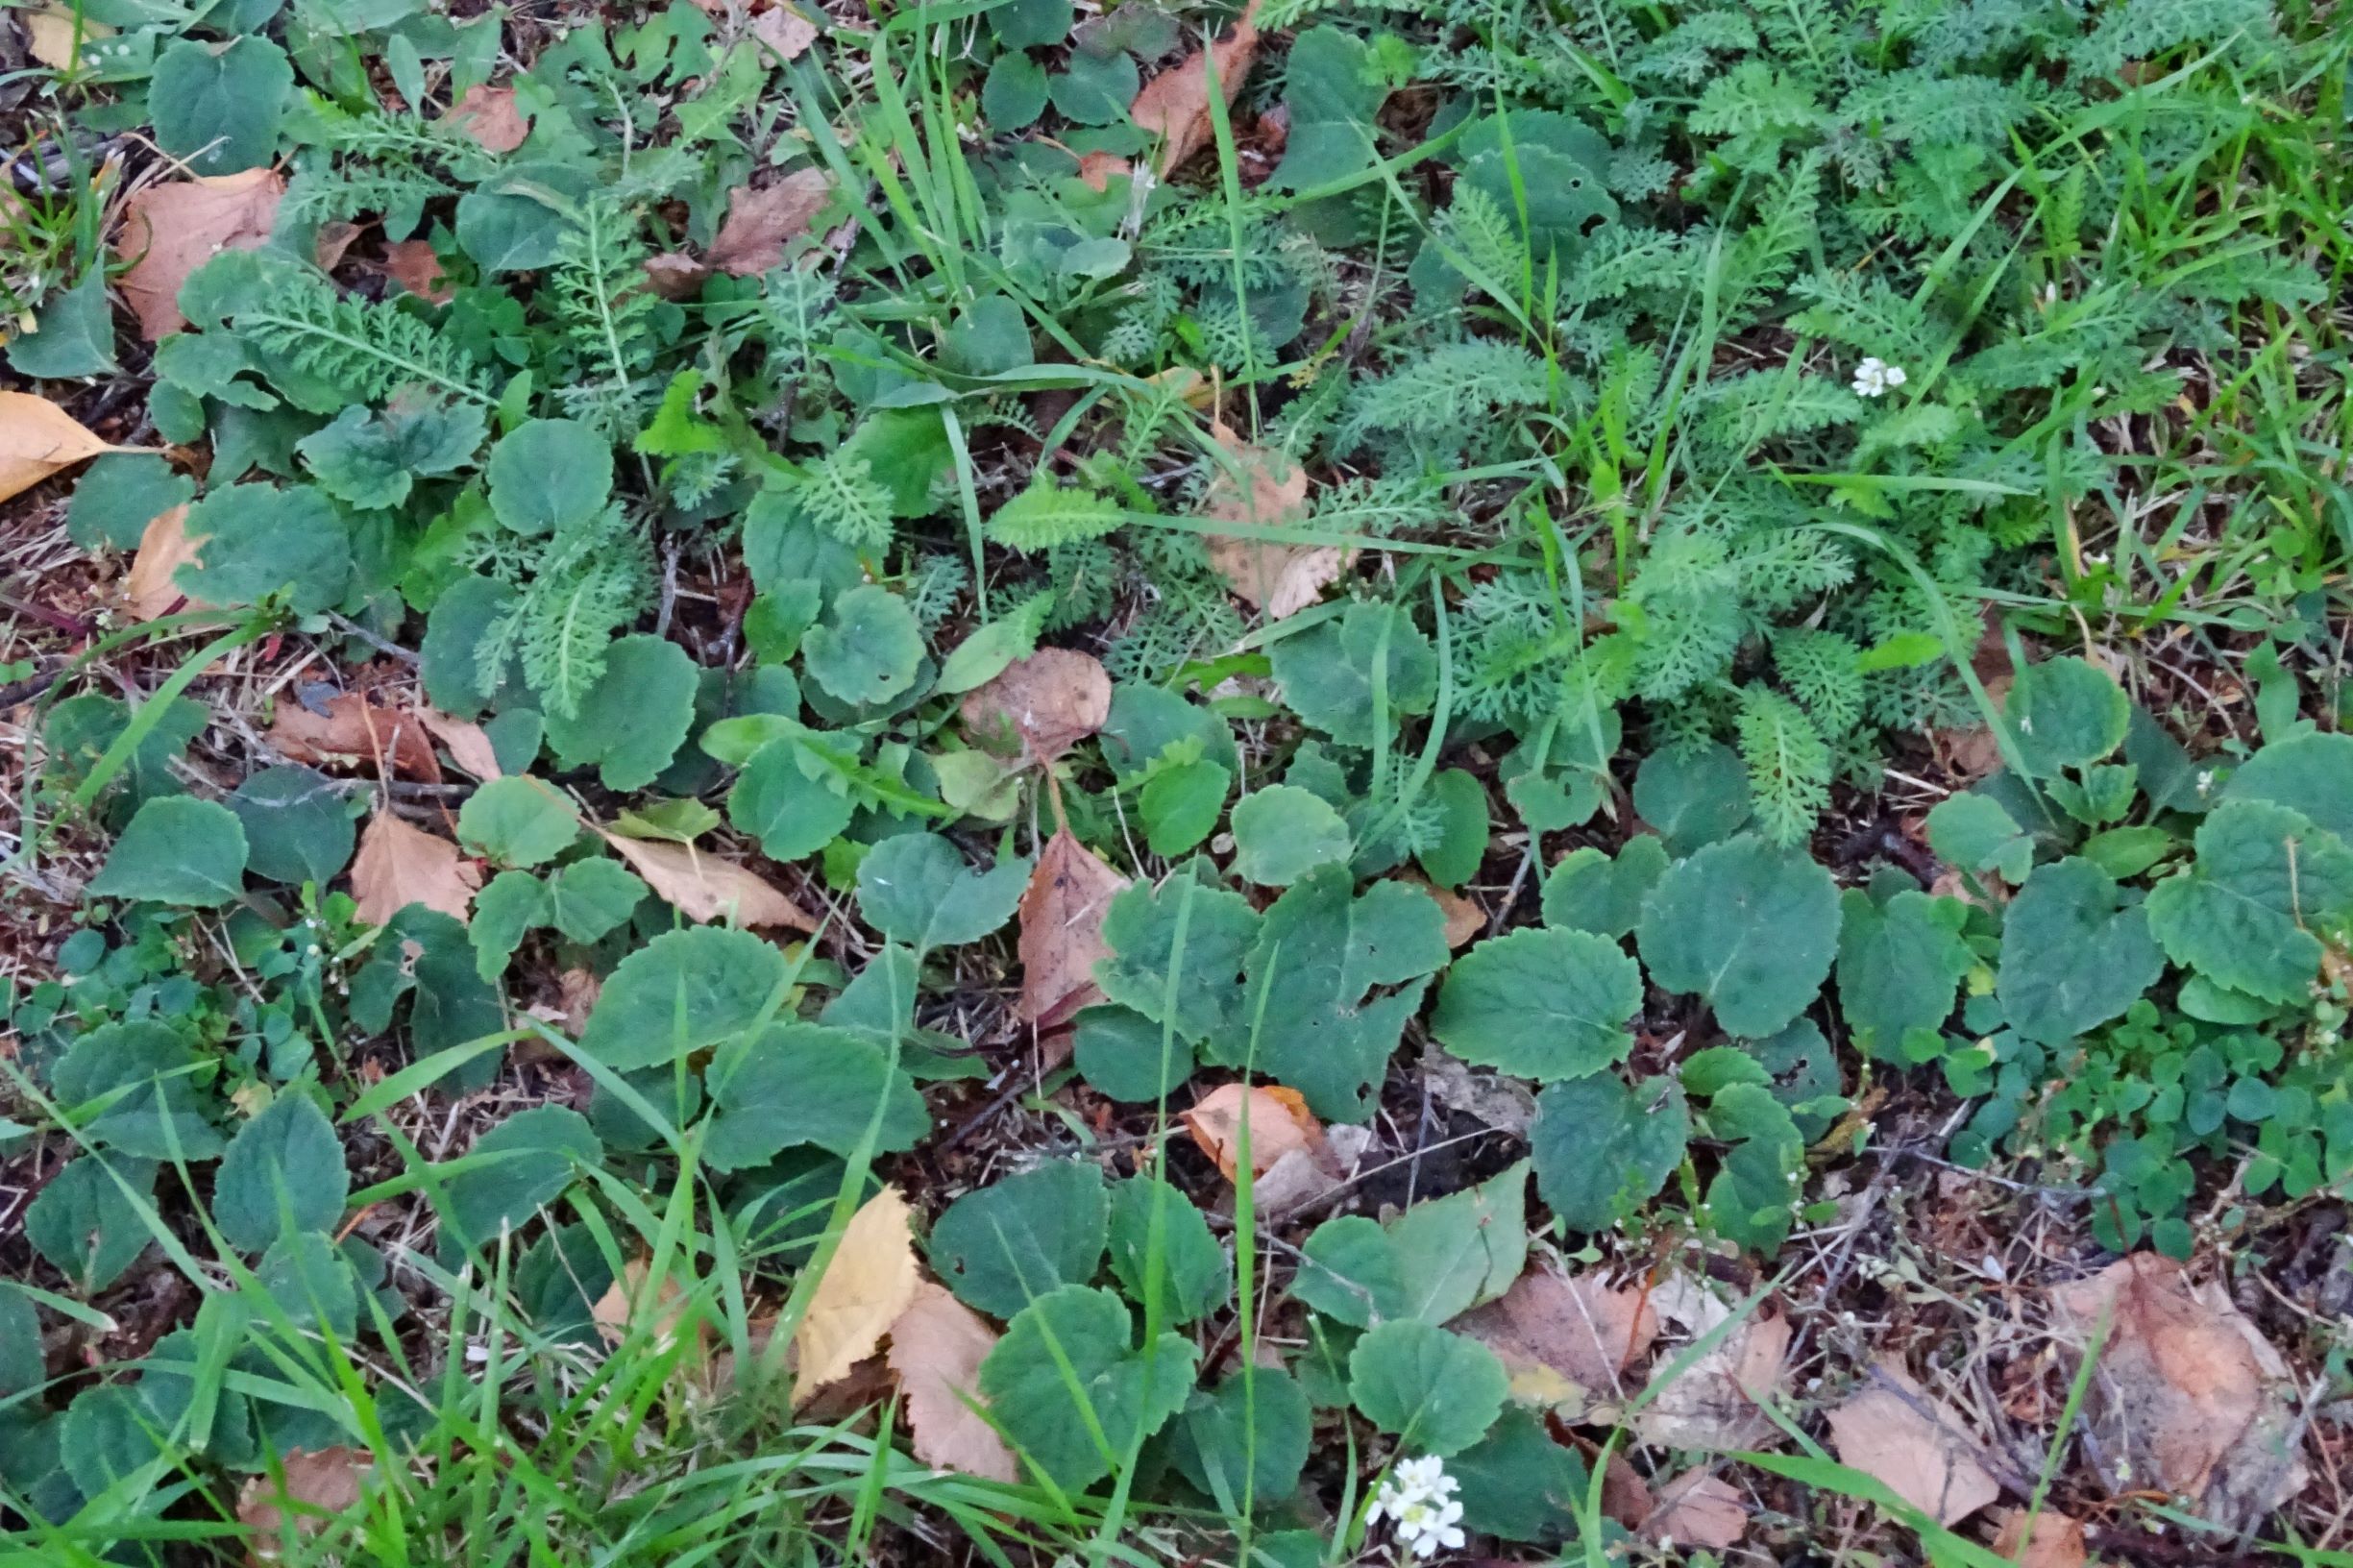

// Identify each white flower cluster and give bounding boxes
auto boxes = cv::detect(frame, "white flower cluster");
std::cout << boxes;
[1851,356,1909,398]
[1367,1456,1465,1559]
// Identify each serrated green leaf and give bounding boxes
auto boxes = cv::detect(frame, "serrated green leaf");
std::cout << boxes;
[441,1107,601,1251]
[577,926,785,1069]
[67,453,192,551]
[978,1285,1196,1490]
[700,1022,929,1169]
[88,796,249,906]
[1431,926,1641,1082]
[1093,873,1262,1043]
[1170,1367,1311,1509]
[1834,888,1971,1061]
[2007,654,2128,777]
[2224,731,2353,840]
[1268,603,1437,746]
[931,1161,1109,1318]
[53,1020,221,1159]
[803,585,924,707]
[456,776,579,868]
[1997,857,2165,1043]
[855,832,1028,950]
[1106,1176,1230,1327]
[1636,834,1839,1037]
[1528,1073,1687,1234]
[1229,784,1354,887]
[2145,799,2353,1004]
[1538,835,1667,938]
[211,1093,347,1254]
[541,634,699,791]
[1347,1320,1507,1456]
[26,1156,157,1293]
[179,483,351,615]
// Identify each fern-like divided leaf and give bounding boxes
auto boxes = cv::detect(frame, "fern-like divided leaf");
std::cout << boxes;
[791,452,895,552]
[546,202,663,439]
[1736,687,1832,846]
[239,285,500,407]
[988,477,1124,552]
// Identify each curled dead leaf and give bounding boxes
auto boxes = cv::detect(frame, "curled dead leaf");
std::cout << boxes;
[1181,1083,1325,1182]
[961,649,1113,766]
[123,503,206,622]
[599,829,819,931]
[2049,1253,2310,1528]
[113,169,285,340]
[270,692,441,782]
[1,391,117,503]
[750,5,819,59]
[886,1281,1017,1482]
[707,169,833,278]
[1826,1360,2002,1527]
[1074,151,1133,192]
[350,810,480,927]
[23,6,110,71]
[795,1188,920,1405]
[1129,0,1264,178]
[415,707,502,779]
[440,85,528,154]
[641,253,713,301]
[1017,828,1128,1028]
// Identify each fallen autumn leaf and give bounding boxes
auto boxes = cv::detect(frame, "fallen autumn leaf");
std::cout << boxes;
[351,810,481,926]
[795,1188,921,1405]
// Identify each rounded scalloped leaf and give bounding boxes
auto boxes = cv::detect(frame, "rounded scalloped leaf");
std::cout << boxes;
[2222,731,2353,841]
[2144,798,2353,1005]
[1229,784,1354,888]
[486,419,613,536]
[1636,834,1839,1037]
[2007,654,2128,778]
[1528,1072,1688,1234]
[576,926,786,1069]
[542,634,699,791]
[700,1022,929,1170]
[228,766,355,887]
[1268,602,1437,746]
[150,37,292,175]
[928,1159,1109,1318]
[1430,926,1641,1081]
[26,1156,158,1293]
[1093,874,1262,1044]
[729,739,856,861]
[88,796,249,907]
[1072,1003,1197,1102]
[1833,888,1973,1061]
[1170,1367,1312,1508]
[1106,1175,1230,1327]
[441,1107,601,1252]
[977,1285,1197,1491]
[211,1092,347,1254]
[1632,742,1751,853]
[54,1020,221,1159]
[456,776,580,869]
[180,483,351,616]
[1540,835,1668,938]
[1996,857,2166,1043]
[855,832,1029,951]
[1346,1319,1508,1456]
[802,584,923,707]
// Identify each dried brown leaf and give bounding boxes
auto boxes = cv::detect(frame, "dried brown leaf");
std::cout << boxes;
[1455,1268,1658,1411]
[600,831,819,932]
[123,503,206,622]
[1826,1360,2001,1527]
[1074,151,1132,191]
[1017,828,1128,1027]
[707,169,833,278]
[1992,1508,2090,1568]
[795,1188,921,1404]
[961,648,1113,765]
[1181,1083,1324,1182]
[1129,0,1263,177]
[270,692,441,781]
[113,170,284,340]
[24,7,109,70]
[887,1281,1018,1482]
[1643,1470,1749,1550]
[2049,1254,2310,1528]
[1,391,116,503]
[440,85,529,154]
[350,810,480,926]
[641,254,713,301]
[239,1446,372,1561]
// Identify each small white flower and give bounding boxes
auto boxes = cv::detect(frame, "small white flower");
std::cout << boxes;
[1370,1458,1464,1560]
[2195,770,2216,795]
[1851,356,1908,398]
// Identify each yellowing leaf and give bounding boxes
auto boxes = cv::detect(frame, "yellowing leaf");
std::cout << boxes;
[794,1188,920,1405]
[1180,1083,1324,1182]
[886,1281,1017,1482]
[1,391,116,504]
[350,810,480,927]
[598,829,819,932]
[122,503,206,622]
